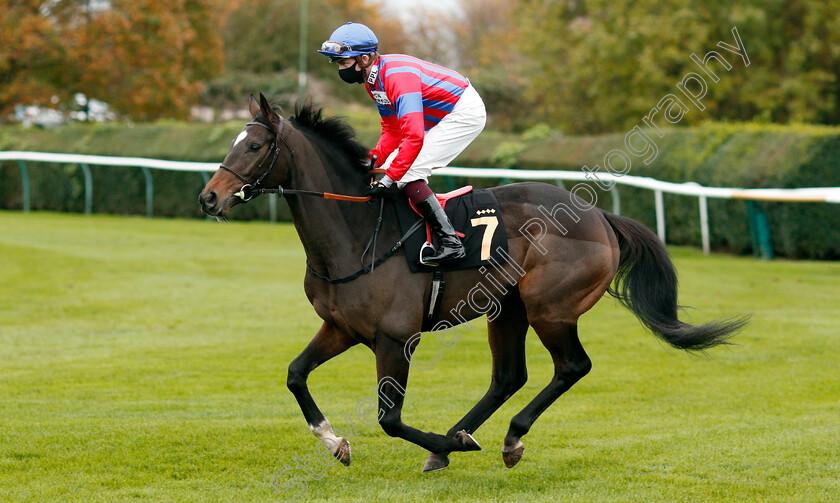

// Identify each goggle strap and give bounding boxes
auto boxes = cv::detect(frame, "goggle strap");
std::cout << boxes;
[347,43,377,52]
[321,41,378,54]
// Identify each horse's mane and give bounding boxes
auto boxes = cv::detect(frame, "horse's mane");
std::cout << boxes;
[289,101,369,172]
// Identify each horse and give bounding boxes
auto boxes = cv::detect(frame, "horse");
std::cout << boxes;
[199,93,747,472]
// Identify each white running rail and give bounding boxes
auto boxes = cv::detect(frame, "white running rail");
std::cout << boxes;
[3,151,839,255]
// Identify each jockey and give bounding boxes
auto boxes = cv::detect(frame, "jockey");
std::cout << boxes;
[318,22,487,265]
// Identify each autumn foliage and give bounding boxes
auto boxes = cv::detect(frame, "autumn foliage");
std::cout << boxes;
[4,0,840,130]
[0,0,226,120]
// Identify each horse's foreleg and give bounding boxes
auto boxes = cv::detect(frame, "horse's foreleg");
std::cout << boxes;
[374,331,482,469]
[287,322,359,466]
[502,320,591,468]
[423,295,529,472]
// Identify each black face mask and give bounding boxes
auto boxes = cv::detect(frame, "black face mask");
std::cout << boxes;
[339,64,365,84]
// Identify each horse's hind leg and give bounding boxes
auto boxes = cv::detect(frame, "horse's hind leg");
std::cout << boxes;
[422,295,529,472]
[502,320,591,468]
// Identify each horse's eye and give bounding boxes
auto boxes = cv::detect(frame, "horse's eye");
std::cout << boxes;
[249,143,261,151]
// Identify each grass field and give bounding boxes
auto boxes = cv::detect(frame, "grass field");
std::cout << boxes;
[1,211,838,503]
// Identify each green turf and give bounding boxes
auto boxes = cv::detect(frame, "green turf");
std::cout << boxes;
[1,211,838,502]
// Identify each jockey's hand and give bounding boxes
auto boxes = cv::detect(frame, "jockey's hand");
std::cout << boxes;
[365,181,389,198]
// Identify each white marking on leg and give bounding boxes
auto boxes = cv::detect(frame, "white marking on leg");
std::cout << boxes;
[502,439,524,453]
[309,420,342,453]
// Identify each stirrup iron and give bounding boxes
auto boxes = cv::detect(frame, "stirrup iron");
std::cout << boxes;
[419,241,439,267]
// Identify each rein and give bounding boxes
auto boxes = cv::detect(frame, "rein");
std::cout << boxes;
[254,185,372,203]
[267,168,386,202]
[219,117,412,284]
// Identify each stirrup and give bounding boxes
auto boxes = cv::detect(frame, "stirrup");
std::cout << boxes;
[419,241,439,267]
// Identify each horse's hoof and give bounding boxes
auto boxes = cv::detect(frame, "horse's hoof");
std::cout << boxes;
[502,440,524,468]
[333,437,351,466]
[422,452,450,472]
[455,430,482,451]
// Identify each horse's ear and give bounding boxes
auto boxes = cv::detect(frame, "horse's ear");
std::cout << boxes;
[259,92,280,125]
[249,93,260,120]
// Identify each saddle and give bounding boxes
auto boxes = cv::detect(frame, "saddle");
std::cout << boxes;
[394,186,509,273]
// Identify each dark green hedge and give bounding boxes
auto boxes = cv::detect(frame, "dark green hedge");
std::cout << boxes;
[1,121,838,258]
[434,123,840,259]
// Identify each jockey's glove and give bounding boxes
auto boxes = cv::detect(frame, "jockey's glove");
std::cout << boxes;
[365,181,390,197]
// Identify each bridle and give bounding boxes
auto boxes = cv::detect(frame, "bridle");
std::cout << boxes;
[218,118,289,202]
[218,117,373,204]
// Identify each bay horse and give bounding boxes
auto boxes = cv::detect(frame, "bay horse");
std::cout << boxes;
[199,94,747,472]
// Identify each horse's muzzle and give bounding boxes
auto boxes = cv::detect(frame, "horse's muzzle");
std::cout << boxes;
[199,189,221,216]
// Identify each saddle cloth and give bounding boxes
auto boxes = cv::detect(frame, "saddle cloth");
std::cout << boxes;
[394,186,509,273]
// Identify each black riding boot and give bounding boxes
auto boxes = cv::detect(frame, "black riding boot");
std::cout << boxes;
[415,194,466,264]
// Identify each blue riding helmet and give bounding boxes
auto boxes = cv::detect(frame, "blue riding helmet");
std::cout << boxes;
[318,22,378,62]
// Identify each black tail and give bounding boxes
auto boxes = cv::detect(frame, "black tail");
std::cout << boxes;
[603,212,749,351]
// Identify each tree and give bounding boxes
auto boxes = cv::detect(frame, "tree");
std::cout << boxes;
[448,0,535,131]
[218,0,406,109]
[382,0,534,131]
[0,0,69,117]
[0,0,226,120]
[516,0,840,133]
[223,0,405,78]
[75,0,226,119]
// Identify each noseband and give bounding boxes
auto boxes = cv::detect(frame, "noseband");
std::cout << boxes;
[218,118,293,202]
